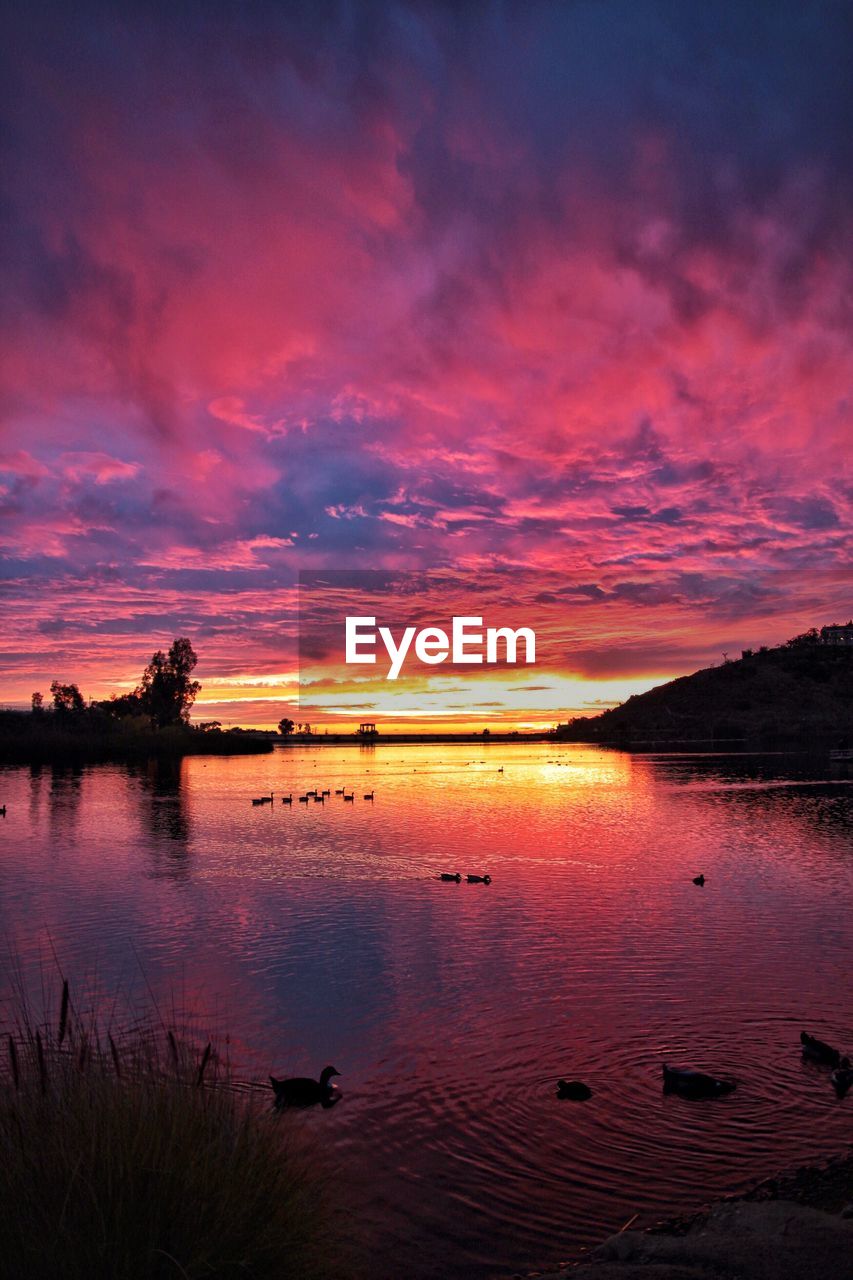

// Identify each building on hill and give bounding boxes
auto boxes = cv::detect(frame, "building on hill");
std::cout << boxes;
[820,621,853,646]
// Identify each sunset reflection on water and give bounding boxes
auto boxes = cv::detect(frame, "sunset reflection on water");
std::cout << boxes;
[1,744,851,1278]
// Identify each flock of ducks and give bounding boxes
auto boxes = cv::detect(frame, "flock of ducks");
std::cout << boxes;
[6,775,849,1112]
[251,789,375,806]
[626,1031,853,1104]
[252,787,493,884]
[272,1031,853,1112]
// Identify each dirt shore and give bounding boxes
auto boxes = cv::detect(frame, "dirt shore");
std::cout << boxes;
[519,1149,853,1280]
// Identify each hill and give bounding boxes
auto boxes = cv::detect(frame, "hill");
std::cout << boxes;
[558,638,853,748]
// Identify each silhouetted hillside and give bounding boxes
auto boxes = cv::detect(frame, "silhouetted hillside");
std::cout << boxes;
[558,640,853,747]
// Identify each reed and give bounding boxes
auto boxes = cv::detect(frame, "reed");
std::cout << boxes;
[0,978,335,1279]
[57,978,69,1045]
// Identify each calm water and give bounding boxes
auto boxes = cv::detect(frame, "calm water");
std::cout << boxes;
[1,744,852,1277]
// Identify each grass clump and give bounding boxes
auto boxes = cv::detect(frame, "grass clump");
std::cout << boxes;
[0,980,333,1280]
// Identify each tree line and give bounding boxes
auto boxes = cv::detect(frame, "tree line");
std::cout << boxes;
[31,638,201,730]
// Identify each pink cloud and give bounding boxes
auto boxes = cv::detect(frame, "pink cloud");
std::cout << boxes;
[1,5,851,721]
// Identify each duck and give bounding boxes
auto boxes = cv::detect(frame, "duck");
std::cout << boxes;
[343,793,355,802]
[363,791,375,800]
[693,874,705,886]
[322,789,331,797]
[557,1079,592,1101]
[0,805,5,817]
[830,1065,853,1098]
[335,789,344,795]
[662,1063,736,1097]
[298,795,310,803]
[252,792,274,806]
[801,1031,848,1068]
[440,872,461,883]
[270,1065,341,1108]
[466,874,492,884]
[281,794,293,805]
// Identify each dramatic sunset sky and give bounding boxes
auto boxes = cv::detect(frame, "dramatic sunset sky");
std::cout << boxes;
[2,2,851,728]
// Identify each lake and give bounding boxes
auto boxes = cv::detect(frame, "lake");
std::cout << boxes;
[1,744,851,1277]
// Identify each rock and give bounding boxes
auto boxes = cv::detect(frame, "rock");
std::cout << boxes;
[542,1200,853,1280]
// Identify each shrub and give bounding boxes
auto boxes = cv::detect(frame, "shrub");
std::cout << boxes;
[0,981,333,1279]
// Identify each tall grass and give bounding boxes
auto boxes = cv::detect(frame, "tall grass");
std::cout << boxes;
[0,978,335,1279]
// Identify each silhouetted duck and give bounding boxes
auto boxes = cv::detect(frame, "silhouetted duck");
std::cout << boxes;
[270,1065,341,1108]
[440,873,462,882]
[281,794,293,804]
[466,874,492,884]
[364,791,374,800]
[830,1065,853,1098]
[693,874,705,886]
[343,793,354,802]
[298,795,309,803]
[0,805,5,817]
[557,1079,591,1100]
[252,792,274,805]
[335,789,344,795]
[662,1063,736,1097]
[801,1031,847,1068]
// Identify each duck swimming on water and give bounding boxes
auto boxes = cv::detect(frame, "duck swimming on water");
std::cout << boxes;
[800,1031,848,1068]
[692,874,705,886]
[270,1066,341,1108]
[466,874,491,884]
[662,1063,736,1097]
[440,872,462,882]
[557,1079,592,1100]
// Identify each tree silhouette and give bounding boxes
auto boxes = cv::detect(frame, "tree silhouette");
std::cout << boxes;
[96,691,144,719]
[278,717,295,737]
[50,681,85,716]
[140,638,201,728]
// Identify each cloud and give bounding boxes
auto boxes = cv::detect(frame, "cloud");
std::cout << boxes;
[1,1,851,716]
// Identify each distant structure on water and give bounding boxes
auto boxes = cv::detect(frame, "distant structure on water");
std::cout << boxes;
[357,721,379,739]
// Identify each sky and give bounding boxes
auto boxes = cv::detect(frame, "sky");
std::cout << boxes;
[1,1,851,727]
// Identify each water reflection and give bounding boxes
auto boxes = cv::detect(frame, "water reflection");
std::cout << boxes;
[132,758,192,879]
[0,745,851,1280]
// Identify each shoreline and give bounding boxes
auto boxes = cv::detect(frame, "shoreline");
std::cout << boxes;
[525,1145,853,1280]
[272,734,841,750]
